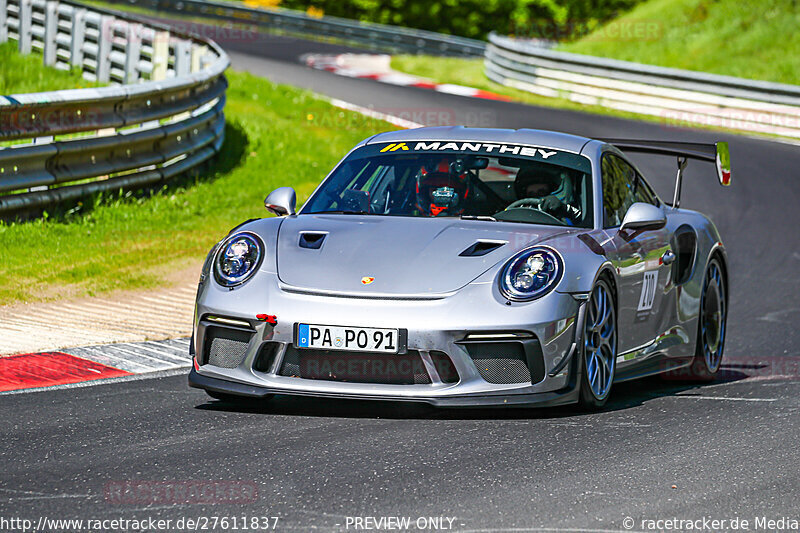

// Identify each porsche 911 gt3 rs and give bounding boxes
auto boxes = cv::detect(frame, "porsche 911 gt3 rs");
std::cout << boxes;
[189,127,731,409]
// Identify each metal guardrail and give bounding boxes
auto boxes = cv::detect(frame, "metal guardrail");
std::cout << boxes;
[100,0,486,57]
[485,33,800,139]
[0,0,229,215]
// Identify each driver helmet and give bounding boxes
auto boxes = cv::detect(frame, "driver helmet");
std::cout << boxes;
[416,159,469,216]
[514,163,562,200]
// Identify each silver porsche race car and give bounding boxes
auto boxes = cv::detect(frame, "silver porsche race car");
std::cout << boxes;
[189,127,731,409]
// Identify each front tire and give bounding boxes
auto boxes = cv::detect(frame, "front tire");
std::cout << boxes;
[578,279,617,410]
[688,257,727,380]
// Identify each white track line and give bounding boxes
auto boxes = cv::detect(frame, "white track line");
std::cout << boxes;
[329,98,424,129]
[672,394,777,402]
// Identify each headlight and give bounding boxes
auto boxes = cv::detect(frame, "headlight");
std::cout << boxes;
[214,232,264,287]
[500,247,563,301]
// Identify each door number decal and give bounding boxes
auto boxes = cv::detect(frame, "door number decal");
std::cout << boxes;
[638,271,658,311]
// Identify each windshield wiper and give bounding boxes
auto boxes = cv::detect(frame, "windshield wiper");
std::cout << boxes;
[460,215,497,222]
[313,210,370,215]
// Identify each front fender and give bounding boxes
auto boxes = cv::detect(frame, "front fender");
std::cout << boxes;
[469,230,614,296]
[550,231,614,295]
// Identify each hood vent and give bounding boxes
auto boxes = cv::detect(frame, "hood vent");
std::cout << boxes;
[459,240,506,257]
[299,232,327,250]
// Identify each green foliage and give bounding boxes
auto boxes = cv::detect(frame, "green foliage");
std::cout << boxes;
[277,0,643,40]
[560,0,800,84]
[0,41,102,94]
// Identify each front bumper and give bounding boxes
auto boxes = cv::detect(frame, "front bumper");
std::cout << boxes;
[190,273,583,407]
[189,367,580,408]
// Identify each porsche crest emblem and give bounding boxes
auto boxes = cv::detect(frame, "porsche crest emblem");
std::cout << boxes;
[361,276,375,285]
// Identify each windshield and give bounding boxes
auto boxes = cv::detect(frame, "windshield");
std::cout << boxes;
[303,141,594,227]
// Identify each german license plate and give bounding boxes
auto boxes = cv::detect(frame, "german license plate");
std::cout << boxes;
[296,324,399,353]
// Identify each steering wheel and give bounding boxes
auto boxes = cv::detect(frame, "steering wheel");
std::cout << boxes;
[498,197,563,225]
[507,197,544,210]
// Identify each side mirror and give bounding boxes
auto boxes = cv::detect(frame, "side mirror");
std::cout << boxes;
[620,202,666,232]
[264,187,296,217]
[715,141,731,186]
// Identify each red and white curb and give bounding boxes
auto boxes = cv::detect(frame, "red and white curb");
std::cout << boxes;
[328,98,425,129]
[0,338,191,394]
[304,53,511,102]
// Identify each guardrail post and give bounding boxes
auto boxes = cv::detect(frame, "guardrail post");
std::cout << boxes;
[96,14,112,82]
[43,0,57,66]
[0,0,8,44]
[151,29,169,81]
[28,135,53,192]
[124,22,141,83]
[190,44,208,73]
[70,7,85,67]
[18,0,32,54]
[174,38,191,77]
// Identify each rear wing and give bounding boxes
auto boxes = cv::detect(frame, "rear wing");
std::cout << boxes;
[602,139,731,207]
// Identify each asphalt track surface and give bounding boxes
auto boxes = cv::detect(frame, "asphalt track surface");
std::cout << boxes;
[3,27,800,532]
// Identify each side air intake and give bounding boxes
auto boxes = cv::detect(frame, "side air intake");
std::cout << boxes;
[459,240,506,257]
[461,337,546,384]
[299,232,326,249]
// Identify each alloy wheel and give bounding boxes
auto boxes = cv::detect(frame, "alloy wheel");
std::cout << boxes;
[584,281,617,400]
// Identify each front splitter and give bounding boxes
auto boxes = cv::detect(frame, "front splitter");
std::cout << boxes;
[189,367,580,408]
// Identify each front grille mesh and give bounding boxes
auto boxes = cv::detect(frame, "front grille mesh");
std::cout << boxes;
[204,326,252,368]
[280,347,431,385]
[208,337,248,368]
[465,342,532,384]
[280,347,301,377]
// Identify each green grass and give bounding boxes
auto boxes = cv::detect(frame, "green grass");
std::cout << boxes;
[0,70,398,305]
[0,41,102,94]
[560,0,799,85]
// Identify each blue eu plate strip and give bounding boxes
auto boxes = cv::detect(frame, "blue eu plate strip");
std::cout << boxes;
[297,324,310,347]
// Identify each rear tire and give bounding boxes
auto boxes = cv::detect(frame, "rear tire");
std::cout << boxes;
[577,279,617,410]
[687,257,727,381]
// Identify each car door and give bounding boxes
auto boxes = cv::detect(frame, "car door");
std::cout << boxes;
[600,152,672,356]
